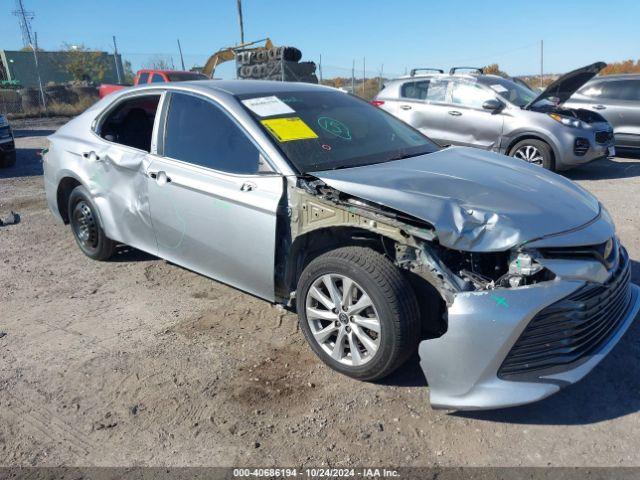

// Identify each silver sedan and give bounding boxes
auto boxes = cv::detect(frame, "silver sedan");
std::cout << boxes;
[43,80,639,410]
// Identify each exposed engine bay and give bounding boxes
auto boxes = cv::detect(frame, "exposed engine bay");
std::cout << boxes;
[285,176,556,310]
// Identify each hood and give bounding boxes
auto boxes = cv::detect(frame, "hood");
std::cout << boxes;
[524,62,606,109]
[313,147,600,252]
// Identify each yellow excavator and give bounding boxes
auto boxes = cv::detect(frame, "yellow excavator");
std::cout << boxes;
[202,38,274,78]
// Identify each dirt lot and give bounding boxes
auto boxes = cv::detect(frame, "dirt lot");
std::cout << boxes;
[1,117,640,467]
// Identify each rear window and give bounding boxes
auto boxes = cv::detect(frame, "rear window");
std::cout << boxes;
[401,79,448,102]
[137,72,149,84]
[238,90,438,173]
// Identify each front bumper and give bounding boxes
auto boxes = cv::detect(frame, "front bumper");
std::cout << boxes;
[555,127,615,170]
[419,249,639,411]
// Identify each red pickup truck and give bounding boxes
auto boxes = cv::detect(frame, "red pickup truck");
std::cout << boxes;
[99,69,208,98]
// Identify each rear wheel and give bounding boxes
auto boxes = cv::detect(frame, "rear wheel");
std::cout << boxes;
[68,185,114,261]
[296,246,420,381]
[509,139,554,170]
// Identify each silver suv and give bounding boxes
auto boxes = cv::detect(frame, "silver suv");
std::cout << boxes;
[565,73,640,152]
[375,63,615,170]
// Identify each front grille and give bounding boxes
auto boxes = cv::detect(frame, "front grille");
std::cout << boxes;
[0,126,12,140]
[574,137,590,156]
[595,130,613,144]
[498,248,632,380]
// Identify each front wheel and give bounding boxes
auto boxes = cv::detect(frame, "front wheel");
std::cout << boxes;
[296,246,420,381]
[68,185,114,261]
[509,139,554,170]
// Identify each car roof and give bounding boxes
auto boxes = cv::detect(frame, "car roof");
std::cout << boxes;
[158,79,337,96]
[387,73,506,83]
[590,73,640,81]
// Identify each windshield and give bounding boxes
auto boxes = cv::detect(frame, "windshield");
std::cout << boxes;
[478,77,540,107]
[166,72,208,82]
[237,90,438,173]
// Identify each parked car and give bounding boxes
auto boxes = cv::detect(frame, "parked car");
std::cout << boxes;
[43,80,639,410]
[565,74,640,152]
[99,69,208,98]
[374,63,615,171]
[0,113,16,168]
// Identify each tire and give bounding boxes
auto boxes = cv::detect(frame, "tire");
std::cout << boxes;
[509,138,555,170]
[296,246,420,381]
[282,47,302,62]
[68,185,114,261]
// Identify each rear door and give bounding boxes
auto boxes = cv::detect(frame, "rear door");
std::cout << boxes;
[444,79,504,149]
[146,91,283,300]
[382,78,452,145]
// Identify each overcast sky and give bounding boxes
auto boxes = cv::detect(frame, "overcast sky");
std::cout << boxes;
[1,0,639,79]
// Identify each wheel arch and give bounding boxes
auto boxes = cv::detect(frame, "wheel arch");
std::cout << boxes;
[56,176,83,224]
[278,225,447,339]
[504,132,559,165]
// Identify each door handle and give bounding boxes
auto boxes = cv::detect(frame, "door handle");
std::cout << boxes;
[148,171,171,184]
[448,110,462,116]
[593,104,606,110]
[400,105,412,111]
[83,151,101,162]
[240,182,256,192]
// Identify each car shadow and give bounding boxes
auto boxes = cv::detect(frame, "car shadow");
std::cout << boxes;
[0,148,42,179]
[12,129,56,138]
[564,154,640,181]
[383,260,640,424]
[109,245,157,263]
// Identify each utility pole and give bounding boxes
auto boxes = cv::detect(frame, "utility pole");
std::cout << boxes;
[351,59,355,94]
[319,54,323,83]
[13,0,34,48]
[378,63,384,91]
[362,57,366,96]
[540,40,544,88]
[236,0,245,44]
[112,35,122,83]
[177,38,186,70]
[32,31,46,112]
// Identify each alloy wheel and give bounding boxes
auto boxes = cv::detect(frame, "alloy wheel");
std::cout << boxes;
[513,145,544,166]
[305,273,381,366]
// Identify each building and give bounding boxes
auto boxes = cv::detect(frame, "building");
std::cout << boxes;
[0,49,123,88]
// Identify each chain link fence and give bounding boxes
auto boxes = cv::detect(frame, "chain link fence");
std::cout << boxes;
[1,48,399,116]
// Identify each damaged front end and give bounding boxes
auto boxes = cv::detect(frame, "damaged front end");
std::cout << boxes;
[283,172,639,410]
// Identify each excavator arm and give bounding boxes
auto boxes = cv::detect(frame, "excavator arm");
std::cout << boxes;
[202,38,273,77]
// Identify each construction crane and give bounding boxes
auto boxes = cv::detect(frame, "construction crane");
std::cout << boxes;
[12,0,35,48]
[202,38,273,78]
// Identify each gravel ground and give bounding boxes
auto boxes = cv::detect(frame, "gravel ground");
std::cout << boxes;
[1,117,639,467]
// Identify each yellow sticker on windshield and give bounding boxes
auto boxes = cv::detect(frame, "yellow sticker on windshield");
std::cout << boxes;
[261,117,318,142]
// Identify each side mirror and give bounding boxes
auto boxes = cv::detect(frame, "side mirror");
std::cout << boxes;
[482,98,504,112]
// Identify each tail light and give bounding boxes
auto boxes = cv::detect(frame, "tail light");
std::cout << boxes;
[370,100,385,107]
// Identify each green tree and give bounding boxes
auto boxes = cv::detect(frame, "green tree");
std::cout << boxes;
[61,43,109,83]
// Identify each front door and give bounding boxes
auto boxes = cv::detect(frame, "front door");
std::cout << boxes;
[443,79,504,150]
[147,91,283,301]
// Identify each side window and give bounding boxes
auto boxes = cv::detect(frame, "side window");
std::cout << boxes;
[163,93,266,175]
[99,94,160,152]
[580,82,604,98]
[401,81,430,100]
[150,74,165,83]
[451,81,495,109]
[400,79,448,102]
[603,80,639,101]
[137,72,149,84]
